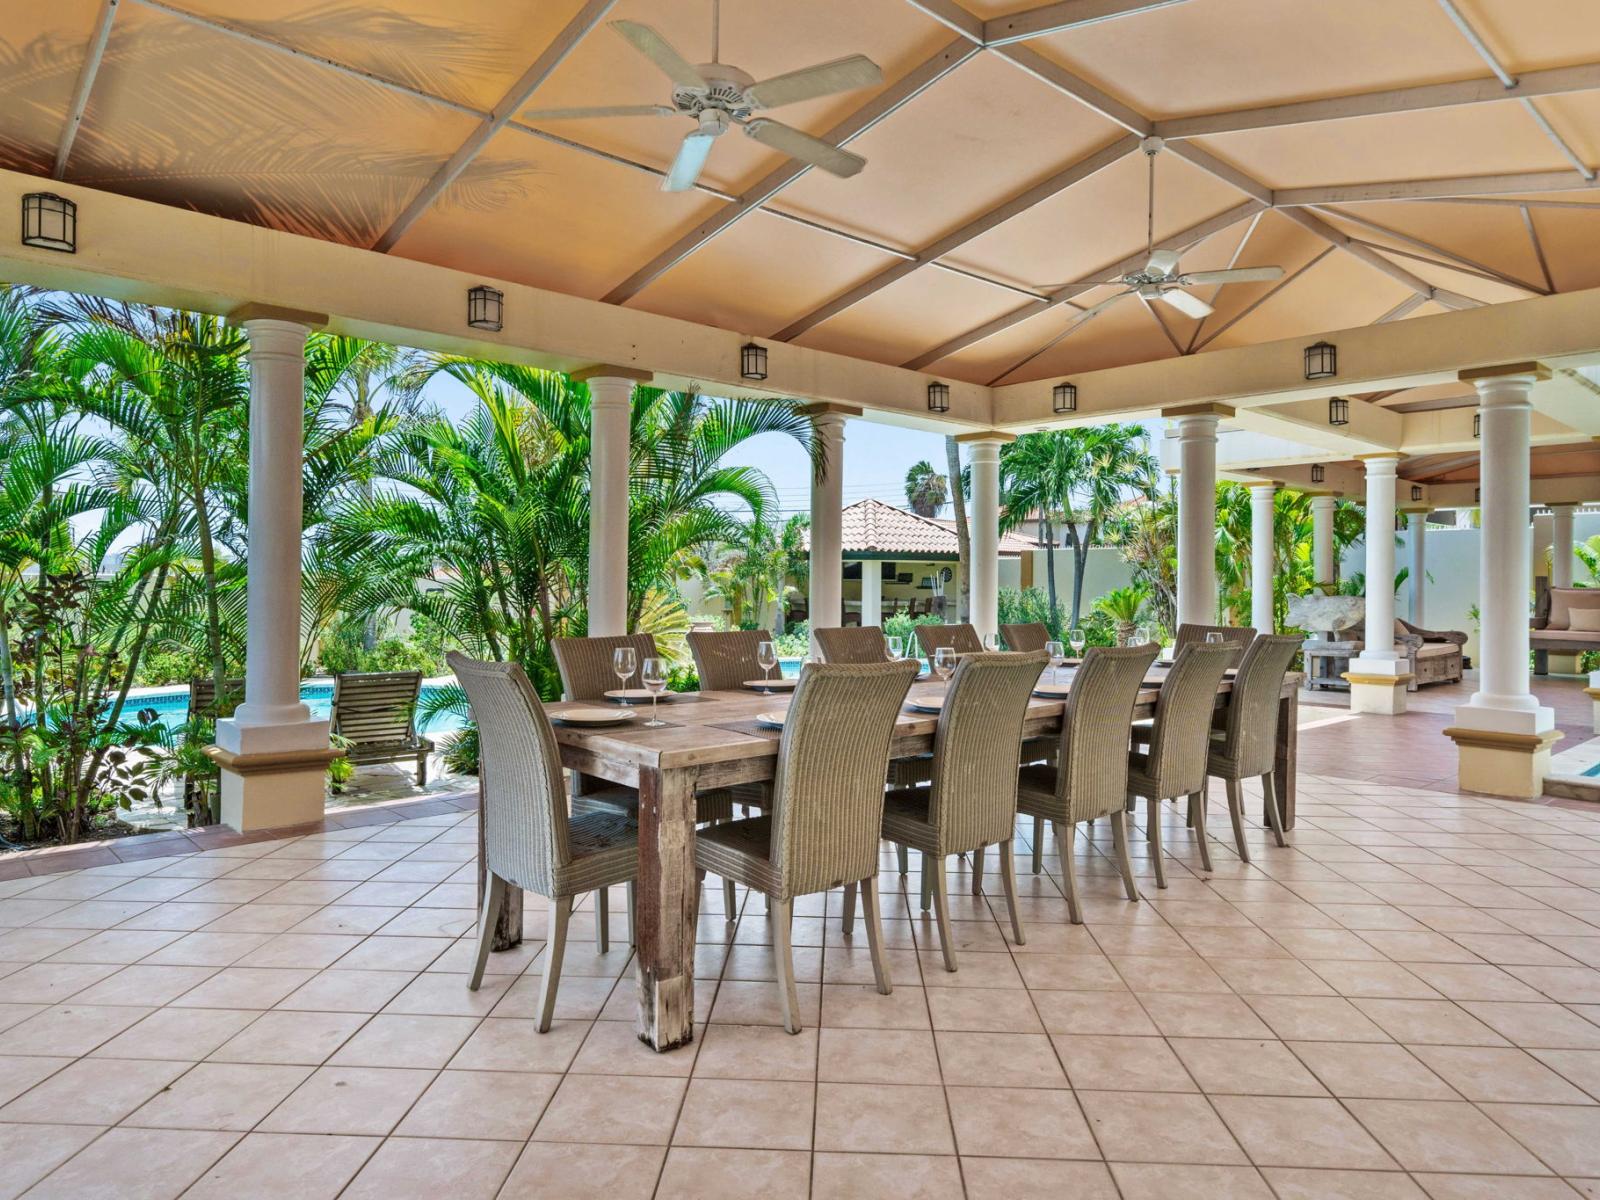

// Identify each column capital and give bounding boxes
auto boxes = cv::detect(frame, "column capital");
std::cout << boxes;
[954,430,1015,446]
[1356,453,1401,476]
[1162,403,1235,420]
[1171,412,1222,441]
[1242,479,1279,490]
[1310,493,1338,508]
[796,402,862,420]
[228,302,326,329]
[1459,361,1550,385]
[571,364,652,384]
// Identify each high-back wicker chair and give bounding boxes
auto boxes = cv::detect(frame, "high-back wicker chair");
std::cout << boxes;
[687,628,773,691]
[1126,642,1234,888]
[694,658,918,1032]
[1175,622,1256,669]
[1206,633,1302,861]
[551,633,657,700]
[448,653,638,1032]
[998,623,1050,652]
[874,651,1047,968]
[814,625,888,664]
[1015,644,1158,923]
[915,622,983,670]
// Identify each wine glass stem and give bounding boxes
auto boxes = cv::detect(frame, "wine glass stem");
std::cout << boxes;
[651,694,657,725]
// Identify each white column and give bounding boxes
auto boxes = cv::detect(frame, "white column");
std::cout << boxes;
[218,318,319,749]
[1311,494,1337,586]
[1551,503,1577,589]
[1407,511,1428,627]
[860,559,882,627]
[808,411,846,656]
[585,374,634,637]
[967,436,1004,645]
[1175,414,1219,628]
[1249,482,1276,633]
[1353,455,1400,668]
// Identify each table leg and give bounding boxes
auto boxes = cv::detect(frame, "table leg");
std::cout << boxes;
[1269,691,1298,831]
[634,765,698,1051]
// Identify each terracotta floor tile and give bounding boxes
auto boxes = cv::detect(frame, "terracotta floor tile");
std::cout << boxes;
[1409,1045,1594,1103]
[0,1057,186,1125]
[257,1066,435,1136]
[1289,1041,1457,1100]
[124,1062,312,1130]
[817,1027,940,1085]
[813,1082,953,1154]
[810,1151,965,1199]
[1261,1167,1428,1198]
[964,1158,1120,1200]
[1352,999,1510,1046]
[327,1013,478,1068]
[393,1068,559,1140]
[946,1084,1098,1160]
[1109,1162,1275,1199]
[0,1056,72,1107]
[1245,995,1393,1042]
[180,1132,379,1200]
[0,1122,103,1200]
[1138,993,1275,1039]
[1029,989,1160,1035]
[206,1010,367,1065]
[1212,1094,1396,1169]
[1345,1098,1549,1174]
[935,1030,1067,1088]
[449,1016,589,1073]
[1051,1033,1196,1092]
[672,1077,814,1150]
[1411,1172,1583,1198]
[19,1127,240,1200]
[693,1023,818,1081]
[1460,1002,1600,1049]
[1170,1037,1327,1096]
[569,1017,700,1077]
[339,1137,520,1200]
[1480,1102,1600,1176]
[924,986,1045,1032]
[532,1074,687,1146]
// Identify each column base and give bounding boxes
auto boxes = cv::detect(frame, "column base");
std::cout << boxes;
[206,745,343,832]
[1344,673,1414,714]
[1442,726,1562,799]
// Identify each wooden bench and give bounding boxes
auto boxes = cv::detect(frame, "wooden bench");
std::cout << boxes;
[331,671,434,786]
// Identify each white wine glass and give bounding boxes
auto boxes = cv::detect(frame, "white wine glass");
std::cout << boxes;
[756,640,778,693]
[933,646,956,684]
[886,634,904,662]
[1045,639,1065,686]
[1068,628,1086,659]
[613,646,637,705]
[641,656,668,727]
[983,633,1000,652]
[1135,624,1153,647]
[1205,631,1225,645]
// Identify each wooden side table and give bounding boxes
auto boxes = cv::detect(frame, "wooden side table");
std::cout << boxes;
[1304,640,1358,691]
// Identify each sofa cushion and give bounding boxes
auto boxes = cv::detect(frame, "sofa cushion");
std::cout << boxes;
[1414,643,1459,659]
[1531,628,1600,645]
[1546,587,1600,631]
[1574,608,1600,633]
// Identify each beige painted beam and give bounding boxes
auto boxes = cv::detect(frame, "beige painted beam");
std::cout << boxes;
[1276,207,1479,308]
[601,38,980,305]
[989,44,1151,134]
[772,134,1138,342]
[903,0,986,41]
[1235,395,1404,455]
[1154,61,1600,140]
[54,0,119,179]
[1276,171,1600,206]
[1431,477,1600,507]
[982,0,1192,46]
[1312,206,1549,296]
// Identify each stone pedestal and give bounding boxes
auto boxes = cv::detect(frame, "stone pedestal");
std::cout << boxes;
[210,746,344,832]
[1443,727,1561,799]
[1346,668,1413,714]
[1587,670,1600,734]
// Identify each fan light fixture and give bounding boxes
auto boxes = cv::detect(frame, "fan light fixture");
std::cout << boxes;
[1473,412,1481,438]
[22,192,75,252]
[1052,381,1077,414]
[1310,463,1325,484]
[1305,340,1337,380]
[740,342,767,381]
[467,285,503,332]
[1328,397,1349,426]
[927,381,950,414]
[1411,485,1423,502]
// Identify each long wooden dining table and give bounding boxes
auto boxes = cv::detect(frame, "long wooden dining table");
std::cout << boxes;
[541,664,1302,1051]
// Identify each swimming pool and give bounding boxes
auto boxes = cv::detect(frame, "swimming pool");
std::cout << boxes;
[124,681,467,736]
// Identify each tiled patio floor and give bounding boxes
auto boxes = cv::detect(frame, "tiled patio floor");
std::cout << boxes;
[8,769,1600,1198]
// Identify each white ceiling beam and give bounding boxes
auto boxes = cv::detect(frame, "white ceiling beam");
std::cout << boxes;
[601,37,980,305]
[1162,140,1272,204]
[1153,60,1600,140]
[1191,245,1336,352]
[1185,208,1260,351]
[988,44,1151,134]
[1373,294,1429,324]
[54,0,119,179]
[771,133,1138,342]
[1315,205,1549,294]
[1276,206,1480,309]
[371,0,619,253]
[901,198,1263,369]
[982,0,1192,47]
[1521,204,1557,293]
[902,0,987,41]
[1276,170,1600,205]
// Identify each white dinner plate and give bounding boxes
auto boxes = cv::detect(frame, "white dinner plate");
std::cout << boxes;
[604,688,671,703]
[1032,683,1072,698]
[755,711,786,729]
[554,707,639,727]
[742,678,797,691]
[905,697,946,714]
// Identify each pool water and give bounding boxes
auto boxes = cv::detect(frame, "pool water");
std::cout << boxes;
[127,682,466,736]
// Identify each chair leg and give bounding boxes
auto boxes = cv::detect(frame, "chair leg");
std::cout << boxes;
[999,837,1026,945]
[931,856,958,972]
[1261,772,1287,848]
[1189,791,1213,873]
[1109,810,1141,903]
[1031,814,1044,874]
[468,872,506,991]
[595,886,610,953]
[723,877,738,923]
[1058,823,1083,925]
[417,751,427,788]
[860,876,893,995]
[626,880,637,947]
[771,897,801,1034]
[1146,796,1167,890]
[1225,777,1250,863]
[536,896,571,1033]
[898,843,909,876]
[920,856,934,912]
[971,843,985,896]
[841,881,857,937]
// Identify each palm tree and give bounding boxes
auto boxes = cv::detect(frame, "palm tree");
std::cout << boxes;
[904,460,948,518]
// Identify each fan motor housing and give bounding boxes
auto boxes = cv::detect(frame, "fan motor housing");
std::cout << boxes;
[674,64,756,116]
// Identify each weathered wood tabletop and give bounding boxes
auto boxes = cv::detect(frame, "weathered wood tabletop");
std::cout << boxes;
[538,666,1301,1051]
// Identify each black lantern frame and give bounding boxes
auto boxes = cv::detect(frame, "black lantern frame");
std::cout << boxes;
[467,285,503,332]
[1328,396,1349,426]
[1473,412,1481,438]
[1411,485,1424,502]
[926,381,950,414]
[1052,381,1077,414]
[1310,463,1325,484]
[1304,340,1337,380]
[22,192,75,253]
[740,342,768,381]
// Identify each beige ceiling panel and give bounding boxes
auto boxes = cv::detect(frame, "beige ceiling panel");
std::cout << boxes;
[624,207,897,335]
[67,2,481,246]
[1016,0,1483,120]
[388,128,723,300]
[775,52,1120,251]
[1010,289,1182,382]
[1520,205,1600,292]
[0,0,104,176]
[1371,251,1551,306]
[1533,92,1600,167]
[944,150,1244,291]
[518,0,949,196]
[920,299,1091,386]
[173,0,590,111]
[1202,248,1413,349]
[793,267,1028,365]
[1439,0,1600,69]
[1171,208,1330,336]
[1311,200,1548,293]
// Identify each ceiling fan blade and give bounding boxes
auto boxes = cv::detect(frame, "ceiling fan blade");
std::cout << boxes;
[522,104,677,121]
[1180,265,1286,286]
[609,21,707,90]
[744,54,883,109]
[1144,248,1182,277]
[1156,288,1213,319]
[662,131,716,192]
[741,119,865,178]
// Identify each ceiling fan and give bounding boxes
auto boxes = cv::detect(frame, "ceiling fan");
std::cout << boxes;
[1068,138,1285,322]
[524,0,883,193]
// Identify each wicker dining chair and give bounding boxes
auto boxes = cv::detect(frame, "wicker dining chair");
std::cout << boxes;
[1126,642,1234,887]
[998,623,1049,652]
[687,628,779,691]
[694,658,919,1033]
[1204,633,1302,860]
[1015,643,1158,924]
[449,653,638,1033]
[1175,622,1256,668]
[813,625,889,664]
[914,622,983,671]
[870,651,1047,968]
